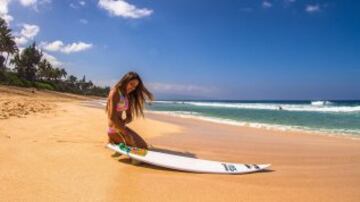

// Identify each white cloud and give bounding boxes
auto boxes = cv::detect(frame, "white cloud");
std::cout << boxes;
[0,0,51,23]
[62,42,92,53]
[262,1,272,8]
[14,23,40,46]
[0,0,9,12]
[0,0,11,14]
[0,0,13,23]
[79,18,88,24]
[40,40,63,51]
[79,1,85,6]
[20,0,51,12]
[19,0,37,7]
[1,14,13,23]
[41,40,93,54]
[20,24,40,38]
[306,4,320,13]
[98,0,153,19]
[42,51,62,67]
[14,36,28,45]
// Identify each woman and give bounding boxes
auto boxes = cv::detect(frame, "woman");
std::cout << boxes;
[106,71,154,150]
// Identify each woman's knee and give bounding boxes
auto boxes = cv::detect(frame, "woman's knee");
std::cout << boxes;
[125,130,148,149]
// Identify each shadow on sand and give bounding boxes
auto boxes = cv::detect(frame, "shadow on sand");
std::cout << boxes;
[148,146,197,158]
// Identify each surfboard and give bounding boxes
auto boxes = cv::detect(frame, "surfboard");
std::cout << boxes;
[107,143,271,174]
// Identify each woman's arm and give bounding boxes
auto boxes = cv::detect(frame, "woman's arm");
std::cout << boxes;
[124,105,133,124]
[108,90,128,134]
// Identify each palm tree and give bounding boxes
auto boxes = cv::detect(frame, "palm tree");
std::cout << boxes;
[60,68,67,80]
[88,80,94,88]
[53,68,63,81]
[67,75,77,84]
[37,59,50,80]
[11,42,42,81]
[66,74,78,90]
[48,67,57,81]
[81,75,86,83]
[3,34,18,65]
[0,55,5,71]
[0,17,18,67]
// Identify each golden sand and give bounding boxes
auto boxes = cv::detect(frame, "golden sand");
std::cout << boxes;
[1,85,359,202]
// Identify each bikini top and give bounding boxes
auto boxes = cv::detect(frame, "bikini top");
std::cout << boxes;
[116,89,129,112]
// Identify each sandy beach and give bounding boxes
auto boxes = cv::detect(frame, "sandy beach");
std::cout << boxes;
[1,85,360,202]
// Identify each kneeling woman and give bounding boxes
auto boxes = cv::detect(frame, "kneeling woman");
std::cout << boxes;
[106,72,154,149]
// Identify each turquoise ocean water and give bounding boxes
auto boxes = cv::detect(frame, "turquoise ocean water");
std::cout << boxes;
[144,100,360,137]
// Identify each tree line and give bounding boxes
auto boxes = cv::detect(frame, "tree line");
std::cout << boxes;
[0,17,110,97]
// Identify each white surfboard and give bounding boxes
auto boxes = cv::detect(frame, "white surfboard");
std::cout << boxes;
[107,143,271,174]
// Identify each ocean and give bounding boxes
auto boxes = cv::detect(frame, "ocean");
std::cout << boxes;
[92,99,360,137]
[144,100,360,137]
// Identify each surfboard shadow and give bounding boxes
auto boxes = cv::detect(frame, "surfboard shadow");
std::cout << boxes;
[148,146,197,158]
[117,158,193,173]
[250,169,275,174]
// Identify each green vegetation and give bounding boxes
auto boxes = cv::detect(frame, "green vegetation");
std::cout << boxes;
[0,17,110,97]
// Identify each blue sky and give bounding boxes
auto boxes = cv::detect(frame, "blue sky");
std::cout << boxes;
[2,0,360,100]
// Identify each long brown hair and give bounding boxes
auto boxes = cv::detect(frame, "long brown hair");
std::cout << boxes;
[106,71,154,118]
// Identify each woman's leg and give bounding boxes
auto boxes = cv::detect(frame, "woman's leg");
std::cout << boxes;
[108,131,126,144]
[124,127,148,149]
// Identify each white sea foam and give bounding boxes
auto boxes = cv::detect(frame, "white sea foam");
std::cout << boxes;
[148,110,201,117]
[153,101,186,104]
[81,99,107,107]
[95,99,107,106]
[311,100,333,106]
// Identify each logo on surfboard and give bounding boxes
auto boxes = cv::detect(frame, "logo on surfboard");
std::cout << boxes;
[222,163,261,172]
[118,143,148,156]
